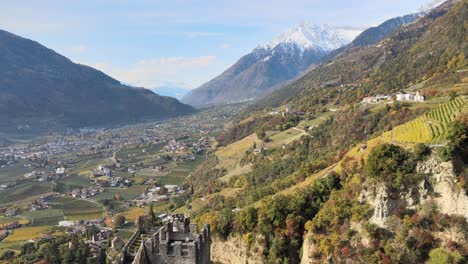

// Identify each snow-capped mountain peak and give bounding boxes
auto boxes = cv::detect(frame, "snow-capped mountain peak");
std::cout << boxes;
[256,23,363,52]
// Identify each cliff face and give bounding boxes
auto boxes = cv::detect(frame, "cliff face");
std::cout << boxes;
[416,155,468,217]
[300,153,468,263]
[211,235,264,264]
[360,154,468,228]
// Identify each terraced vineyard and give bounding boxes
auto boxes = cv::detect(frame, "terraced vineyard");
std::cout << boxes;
[382,96,467,144]
[425,96,467,143]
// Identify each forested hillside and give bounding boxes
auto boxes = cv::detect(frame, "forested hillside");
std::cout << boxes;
[179,1,468,263]
[0,30,194,134]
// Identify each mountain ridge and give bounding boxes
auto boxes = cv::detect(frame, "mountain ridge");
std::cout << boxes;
[0,29,195,133]
[181,24,362,107]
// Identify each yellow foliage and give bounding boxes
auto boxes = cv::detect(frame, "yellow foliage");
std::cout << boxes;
[3,226,51,242]
[122,207,144,221]
[216,134,261,170]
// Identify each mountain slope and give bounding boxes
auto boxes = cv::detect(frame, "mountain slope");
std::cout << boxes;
[186,2,468,263]
[181,24,361,107]
[322,12,423,63]
[255,0,466,111]
[0,30,194,132]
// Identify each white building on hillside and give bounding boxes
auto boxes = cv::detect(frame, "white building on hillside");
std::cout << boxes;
[396,91,425,102]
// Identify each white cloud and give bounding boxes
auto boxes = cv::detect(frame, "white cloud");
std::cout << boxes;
[91,56,216,88]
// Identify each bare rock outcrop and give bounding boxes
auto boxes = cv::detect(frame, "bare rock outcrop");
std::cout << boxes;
[360,154,468,227]
[211,235,264,264]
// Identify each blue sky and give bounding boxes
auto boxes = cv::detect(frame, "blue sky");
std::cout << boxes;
[0,0,444,90]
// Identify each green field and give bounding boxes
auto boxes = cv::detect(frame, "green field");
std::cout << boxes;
[23,209,65,226]
[297,111,333,129]
[266,128,306,148]
[135,154,205,185]
[49,197,104,220]
[70,157,115,176]
[161,157,206,185]
[0,182,52,205]
[56,174,93,193]
[92,185,148,201]
[216,133,262,170]
[115,143,165,161]
[0,161,30,184]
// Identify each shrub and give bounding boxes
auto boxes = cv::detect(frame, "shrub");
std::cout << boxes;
[427,248,463,264]
[113,214,126,229]
[438,145,455,162]
[413,143,431,161]
[365,144,416,190]
[216,209,234,240]
[0,250,15,260]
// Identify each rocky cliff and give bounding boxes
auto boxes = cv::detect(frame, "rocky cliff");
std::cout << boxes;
[360,154,468,228]
[211,235,264,264]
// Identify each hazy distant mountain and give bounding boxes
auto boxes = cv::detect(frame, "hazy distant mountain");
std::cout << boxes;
[0,29,194,133]
[182,24,362,107]
[152,86,191,100]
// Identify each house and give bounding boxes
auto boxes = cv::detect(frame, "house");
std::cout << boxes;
[56,167,65,175]
[0,230,9,241]
[59,220,76,227]
[414,91,425,102]
[396,91,425,102]
[5,221,20,230]
[71,188,81,198]
[4,208,17,217]
[164,185,179,193]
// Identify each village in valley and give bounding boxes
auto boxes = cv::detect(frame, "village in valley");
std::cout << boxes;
[0,85,461,263]
[0,104,241,262]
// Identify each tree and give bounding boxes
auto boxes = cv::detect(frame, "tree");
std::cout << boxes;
[75,241,90,264]
[21,242,36,255]
[413,143,431,161]
[158,187,168,195]
[60,243,75,264]
[0,250,14,260]
[427,248,463,264]
[236,207,258,233]
[148,203,156,226]
[446,120,467,151]
[438,145,455,162]
[85,225,100,239]
[365,144,416,189]
[113,214,126,229]
[217,208,234,240]
[39,242,60,264]
[114,193,123,201]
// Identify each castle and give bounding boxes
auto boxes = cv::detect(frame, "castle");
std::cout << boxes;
[128,215,211,264]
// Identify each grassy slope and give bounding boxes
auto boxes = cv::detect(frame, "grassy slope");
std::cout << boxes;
[215,133,262,171]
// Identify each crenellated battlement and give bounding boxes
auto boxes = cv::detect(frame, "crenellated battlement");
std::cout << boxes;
[132,215,210,264]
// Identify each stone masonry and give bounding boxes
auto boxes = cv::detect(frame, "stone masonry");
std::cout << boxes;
[132,215,211,264]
